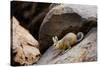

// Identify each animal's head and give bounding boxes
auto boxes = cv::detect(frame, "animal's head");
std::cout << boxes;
[52,36,59,47]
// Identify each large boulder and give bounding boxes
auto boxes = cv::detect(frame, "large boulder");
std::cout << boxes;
[38,4,97,53]
[11,17,41,66]
[37,28,97,64]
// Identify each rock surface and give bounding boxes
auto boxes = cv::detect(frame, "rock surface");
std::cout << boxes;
[37,28,97,64]
[11,17,41,65]
[11,2,97,65]
[38,4,97,53]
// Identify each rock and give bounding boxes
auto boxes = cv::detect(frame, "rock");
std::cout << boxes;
[11,17,41,66]
[38,4,97,53]
[37,28,97,64]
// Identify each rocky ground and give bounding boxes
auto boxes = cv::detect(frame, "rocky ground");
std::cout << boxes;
[11,1,97,66]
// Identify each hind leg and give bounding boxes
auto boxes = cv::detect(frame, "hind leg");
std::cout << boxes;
[62,42,71,54]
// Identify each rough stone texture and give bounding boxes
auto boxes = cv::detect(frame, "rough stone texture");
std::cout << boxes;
[38,4,97,53]
[37,28,97,64]
[11,3,97,66]
[11,17,41,65]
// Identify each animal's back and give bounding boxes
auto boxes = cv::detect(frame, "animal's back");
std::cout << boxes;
[64,33,77,46]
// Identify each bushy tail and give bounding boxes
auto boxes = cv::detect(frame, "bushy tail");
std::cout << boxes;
[77,32,84,42]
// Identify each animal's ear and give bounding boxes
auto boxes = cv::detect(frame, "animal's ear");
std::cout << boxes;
[52,37,56,43]
[55,36,58,41]
[52,36,58,43]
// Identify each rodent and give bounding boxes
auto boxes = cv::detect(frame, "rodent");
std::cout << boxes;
[52,32,84,50]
